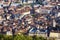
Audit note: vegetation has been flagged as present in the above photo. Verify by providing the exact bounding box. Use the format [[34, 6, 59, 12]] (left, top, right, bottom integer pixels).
[[0, 34, 45, 40], [0, 34, 56, 40]]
